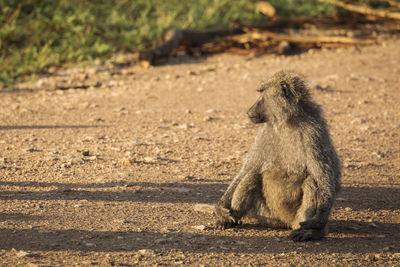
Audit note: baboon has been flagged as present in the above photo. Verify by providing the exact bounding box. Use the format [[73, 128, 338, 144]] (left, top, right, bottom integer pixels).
[[215, 70, 341, 242]]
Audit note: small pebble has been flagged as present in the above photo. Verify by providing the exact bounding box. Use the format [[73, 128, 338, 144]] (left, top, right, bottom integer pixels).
[[178, 124, 190, 129], [124, 182, 135, 187], [372, 151, 384, 158], [144, 156, 156, 162], [69, 157, 84, 164], [204, 116, 213, 121], [122, 245, 133, 251], [39, 230, 56, 234], [171, 187, 190, 193], [206, 108, 218, 113], [138, 249, 154, 255], [193, 204, 214, 214], [84, 242, 96, 247], [16, 250, 29, 257], [155, 238, 178, 244], [192, 225, 206, 231], [22, 147, 40, 152]]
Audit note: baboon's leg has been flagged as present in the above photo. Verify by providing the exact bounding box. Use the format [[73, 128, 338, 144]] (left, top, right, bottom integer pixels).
[[290, 175, 334, 241], [291, 178, 317, 230], [248, 201, 289, 229]]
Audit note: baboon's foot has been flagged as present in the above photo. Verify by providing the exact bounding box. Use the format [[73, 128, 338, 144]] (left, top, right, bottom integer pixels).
[[214, 207, 240, 229], [289, 227, 325, 242]]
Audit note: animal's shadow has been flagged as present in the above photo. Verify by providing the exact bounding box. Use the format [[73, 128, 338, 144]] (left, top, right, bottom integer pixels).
[[1, 181, 399, 210], [0, 219, 398, 254], [0, 182, 399, 253]]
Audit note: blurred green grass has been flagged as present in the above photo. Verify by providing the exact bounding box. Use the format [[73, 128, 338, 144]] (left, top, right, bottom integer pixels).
[[0, 0, 336, 85]]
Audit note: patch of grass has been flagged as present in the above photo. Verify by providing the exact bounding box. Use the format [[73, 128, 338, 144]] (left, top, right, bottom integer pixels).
[[0, 0, 335, 85]]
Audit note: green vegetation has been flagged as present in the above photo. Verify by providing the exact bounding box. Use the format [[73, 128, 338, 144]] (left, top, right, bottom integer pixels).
[[0, 0, 336, 85]]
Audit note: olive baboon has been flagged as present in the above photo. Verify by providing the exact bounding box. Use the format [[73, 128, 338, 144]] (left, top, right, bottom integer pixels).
[[215, 70, 341, 242]]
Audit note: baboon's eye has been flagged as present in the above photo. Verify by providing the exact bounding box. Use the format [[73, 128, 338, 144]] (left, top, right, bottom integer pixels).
[[257, 83, 267, 92], [256, 88, 264, 93]]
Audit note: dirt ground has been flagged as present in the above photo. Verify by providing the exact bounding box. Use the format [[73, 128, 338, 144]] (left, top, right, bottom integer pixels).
[[1, 35, 400, 266]]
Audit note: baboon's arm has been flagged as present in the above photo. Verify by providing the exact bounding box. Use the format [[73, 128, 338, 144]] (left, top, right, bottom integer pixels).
[[215, 169, 259, 228], [216, 167, 251, 209], [215, 127, 265, 228], [214, 169, 247, 228], [230, 171, 262, 218], [217, 137, 263, 209]]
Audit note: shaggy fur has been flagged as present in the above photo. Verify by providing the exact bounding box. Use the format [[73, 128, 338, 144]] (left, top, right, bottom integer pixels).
[[215, 70, 341, 241]]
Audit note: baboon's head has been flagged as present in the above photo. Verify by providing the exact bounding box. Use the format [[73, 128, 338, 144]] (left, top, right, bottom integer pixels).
[[247, 70, 311, 124]]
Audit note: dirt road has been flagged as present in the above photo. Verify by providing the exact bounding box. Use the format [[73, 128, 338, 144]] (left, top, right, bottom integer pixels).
[[1, 37, 400, 266]]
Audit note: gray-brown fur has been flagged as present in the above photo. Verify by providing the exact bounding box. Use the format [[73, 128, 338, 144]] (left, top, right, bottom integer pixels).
[[215, 70, 341, 242]]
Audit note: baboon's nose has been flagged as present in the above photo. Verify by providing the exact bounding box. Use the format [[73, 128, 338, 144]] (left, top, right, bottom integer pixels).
[[247, 107, 257, 118]]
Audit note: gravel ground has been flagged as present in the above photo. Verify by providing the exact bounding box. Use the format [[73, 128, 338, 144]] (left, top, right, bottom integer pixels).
[[1, 37, 399, 266]]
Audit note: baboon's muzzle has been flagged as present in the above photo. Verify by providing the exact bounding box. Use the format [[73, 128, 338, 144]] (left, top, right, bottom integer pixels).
[[247, 98, 266, 124]]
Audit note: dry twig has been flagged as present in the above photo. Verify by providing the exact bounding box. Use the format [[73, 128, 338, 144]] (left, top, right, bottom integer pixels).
[[319, 0, 400, 19], [375, 0, 400, 9]]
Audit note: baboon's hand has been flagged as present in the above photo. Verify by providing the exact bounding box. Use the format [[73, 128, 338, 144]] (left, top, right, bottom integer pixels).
[[214, 207, 240, 229], [289, 227, 325, 242]]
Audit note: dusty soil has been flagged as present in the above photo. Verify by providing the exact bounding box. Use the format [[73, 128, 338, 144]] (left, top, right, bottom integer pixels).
[[1, 37, 400, 266]]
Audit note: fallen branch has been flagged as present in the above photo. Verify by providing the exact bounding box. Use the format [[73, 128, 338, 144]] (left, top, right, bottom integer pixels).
[[319, 0, 400, 20], [138, 12, 380, 66], [138, 16, 350, 66], [55, 82, 102, 91], [231, 31, 376, 45], [371, 0, 400, 9], [383, 0, 400, 9]]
